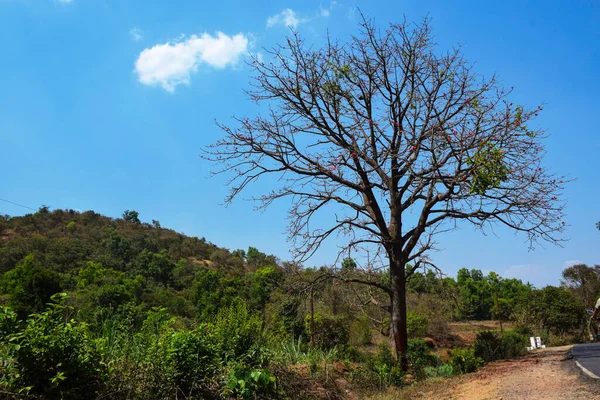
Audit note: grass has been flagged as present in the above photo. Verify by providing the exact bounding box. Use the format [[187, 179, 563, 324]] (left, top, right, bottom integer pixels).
[[272, 336, 339, 366], [361, 377, 453, 400]]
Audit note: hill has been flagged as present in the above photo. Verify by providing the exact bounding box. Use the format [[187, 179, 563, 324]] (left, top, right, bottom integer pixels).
[[0, 208, 278, 324]]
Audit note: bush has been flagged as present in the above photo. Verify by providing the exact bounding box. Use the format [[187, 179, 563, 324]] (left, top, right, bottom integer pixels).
[[501, 330, 528, 358], [211, 300, 264, 364], [450, 348, 484, 374], [0, 293, 106, 399], [438, 363, 454, 378], [473, 330, 503, 362], [474, 330, 528, 362], [348, 368, 383, 390], [223, 367, 277, 399], [305, 313, 350, 350], [407, 339, 440, 380], [407, 312, 429, 338], [546, 333, 578, 347], [167, 327, 218, 396], [424, 363, 454, 379], [427, 315, 451, 343], [513, 324, 533, 336], [344, 345, 365, 363], [350, 316, 372, 346], [370, 344, 404, 387]]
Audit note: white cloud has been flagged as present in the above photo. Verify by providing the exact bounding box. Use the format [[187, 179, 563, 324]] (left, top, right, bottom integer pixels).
[[319, 1, 336, 17], [266, 9, 306, 29], [347, 6, 356, 20], [135, 32, 249, 92], [130, 27, 143, 42]]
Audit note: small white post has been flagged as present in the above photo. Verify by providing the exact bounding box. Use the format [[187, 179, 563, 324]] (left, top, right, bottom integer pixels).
[[530, 337, 537, 349]]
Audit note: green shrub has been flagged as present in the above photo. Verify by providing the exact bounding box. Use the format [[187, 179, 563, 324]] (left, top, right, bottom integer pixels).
[[372, 343, 395, 370], [407, 312, 429, 338], [474, 330, 528, 362], [513, 324, 533, 336], [473, 330, 503, 362], [1, 254, 62, 316], [0, 306, 20, 337], [423, 363, 454, 379], [223, 367, 277, 399], [546, 333, 577, 347], [450, 348, 484, 374], [369, 344, 404, 387], [167, 327, 218, 396], [350, 317, 372, 345], [344, 345, 365, 363], [407, 339, 440, 380], [348, 368, 381, 390], [304, 313, 350, 350], [0, 293, 106, 400], [501, 330, 528, 358], [211, 300, 264, 364], [273, 335, 306, 364], [438, 363, 454, 378], [424, 366, 437, 378]]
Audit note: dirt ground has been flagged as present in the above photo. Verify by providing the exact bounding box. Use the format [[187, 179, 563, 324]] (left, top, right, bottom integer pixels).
[[367, 345, 600, 400]]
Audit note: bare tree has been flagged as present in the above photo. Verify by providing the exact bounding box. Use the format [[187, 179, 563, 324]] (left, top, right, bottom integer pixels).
[[204, 17, 566, 366]]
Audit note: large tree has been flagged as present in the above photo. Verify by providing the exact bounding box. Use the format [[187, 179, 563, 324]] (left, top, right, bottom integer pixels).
[[561, 263, 600, 308], [205, 17, 566, 365]]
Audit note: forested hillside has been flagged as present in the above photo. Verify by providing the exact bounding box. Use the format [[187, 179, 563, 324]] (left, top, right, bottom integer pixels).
[[0, 207, 298, 329], [0, 208, 593, 399]]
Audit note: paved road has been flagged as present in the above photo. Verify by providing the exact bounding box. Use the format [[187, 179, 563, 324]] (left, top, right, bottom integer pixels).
[[573, 343, 600, 378]]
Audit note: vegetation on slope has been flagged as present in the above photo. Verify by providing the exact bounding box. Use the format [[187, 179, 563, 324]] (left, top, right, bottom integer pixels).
[[0, 208, 592, 399]]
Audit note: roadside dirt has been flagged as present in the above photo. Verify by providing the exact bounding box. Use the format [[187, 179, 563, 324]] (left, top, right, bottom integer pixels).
[[433, 346, 598, 400], [367, 345, 600, 400]]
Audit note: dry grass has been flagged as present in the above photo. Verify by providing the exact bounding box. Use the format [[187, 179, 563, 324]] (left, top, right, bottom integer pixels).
[[449, 320, 515, 345], [360, 377, 458, 400]]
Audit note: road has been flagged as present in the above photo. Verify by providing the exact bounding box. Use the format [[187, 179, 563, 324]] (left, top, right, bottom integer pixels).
[[573, 343, 600, 379]]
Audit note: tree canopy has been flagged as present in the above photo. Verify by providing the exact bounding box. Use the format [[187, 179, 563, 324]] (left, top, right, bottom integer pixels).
[[205, 16, 567, 362]]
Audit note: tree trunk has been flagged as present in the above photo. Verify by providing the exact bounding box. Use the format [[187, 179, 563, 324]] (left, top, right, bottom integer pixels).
[[389, 257, 408, 371]]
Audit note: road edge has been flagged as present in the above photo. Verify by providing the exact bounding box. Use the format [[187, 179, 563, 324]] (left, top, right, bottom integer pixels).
[[575, 360, 600, 380], [571, 345, 600, 380]]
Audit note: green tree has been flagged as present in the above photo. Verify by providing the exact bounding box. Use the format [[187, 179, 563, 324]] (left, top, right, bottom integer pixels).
[[122, 210, 140, 224], [562, 263, 600, 308], [457, 268, 493, 320], [1, 254, 62, 316], [341, 257, 357, 271], [248, 266, 280, 312], [521, 286, 585, 335], [133, 249, 175, 285], [246, 246, 277, 269], [192, 269, 244, 321]]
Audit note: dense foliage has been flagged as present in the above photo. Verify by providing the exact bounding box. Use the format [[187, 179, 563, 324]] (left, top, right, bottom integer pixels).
[[0, 209, 593, 398]]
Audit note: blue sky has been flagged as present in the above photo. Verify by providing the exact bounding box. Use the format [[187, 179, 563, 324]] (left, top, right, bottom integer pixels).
[[0, 0, 598, 287]]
